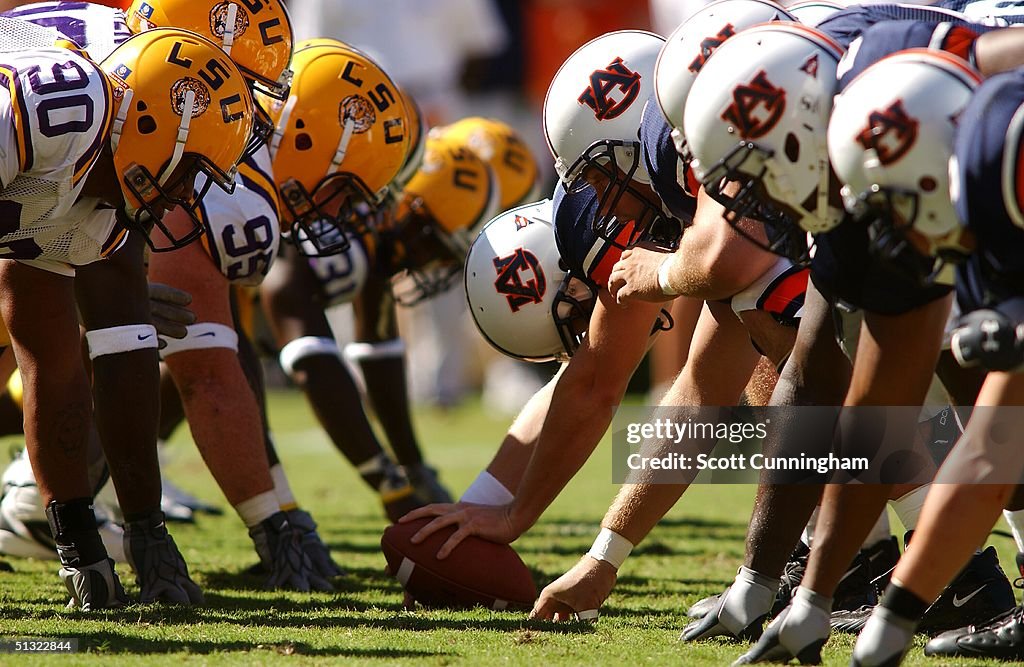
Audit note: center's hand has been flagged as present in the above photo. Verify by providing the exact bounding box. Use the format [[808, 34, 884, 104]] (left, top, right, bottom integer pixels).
[[399, 502, 522, 560], [530, 556, 618, 622]]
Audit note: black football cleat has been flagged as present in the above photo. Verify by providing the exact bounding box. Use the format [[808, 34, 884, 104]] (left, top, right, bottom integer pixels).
[[923, 552, 1024, 660], [833, 544, 1014, 635]]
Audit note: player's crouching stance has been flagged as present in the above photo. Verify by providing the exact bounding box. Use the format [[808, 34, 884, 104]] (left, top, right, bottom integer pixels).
[[850, 68, 1024, 667], [0, 28, 253, 608]]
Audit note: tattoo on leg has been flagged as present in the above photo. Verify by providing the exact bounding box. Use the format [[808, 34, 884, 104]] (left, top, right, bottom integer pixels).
[[55, 403, 90, 461]]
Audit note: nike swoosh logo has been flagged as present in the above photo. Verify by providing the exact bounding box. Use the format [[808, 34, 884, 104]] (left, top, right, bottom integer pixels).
[[196, 332, 216, 337], [137, 334, 153, 341], [952, 585, 985, 608]]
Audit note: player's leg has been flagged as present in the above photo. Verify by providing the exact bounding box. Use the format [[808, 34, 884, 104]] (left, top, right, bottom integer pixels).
[[150, 213, 330, 593], [0, 259, 125, 609], [260, 244, 418, 521], [74, 234, 200, 604], [853, 371, 1024, 666]]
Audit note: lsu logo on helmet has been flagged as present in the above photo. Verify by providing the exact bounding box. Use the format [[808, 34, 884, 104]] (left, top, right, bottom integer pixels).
[[855, 100, 919, 166], [209, 1, 250, 40], [721, 70, 786, 139], [493, 248, 547, 312], [170, 77, 212, 117], [578, 57, 642, 121]]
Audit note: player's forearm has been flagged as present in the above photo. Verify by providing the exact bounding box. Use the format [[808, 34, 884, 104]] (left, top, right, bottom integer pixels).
[[601, 482, 689, 546], [485, 368, 561, 493]]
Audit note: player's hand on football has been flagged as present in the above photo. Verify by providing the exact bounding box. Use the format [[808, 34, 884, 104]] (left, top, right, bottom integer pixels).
[[608, 247, 677, 305], [530, 556, 617, 622], [148, 282, 196, 341], [399, 502, 520, 560]]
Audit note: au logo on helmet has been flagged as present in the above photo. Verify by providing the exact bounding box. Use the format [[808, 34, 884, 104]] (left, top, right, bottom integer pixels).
[[578, 57, 641, 121], [689, 24, 736, 73], [721, 70, 786, 139], [493, 248, 546, 312], [856, 100, 919, 166], [210, 1, 250, 39]]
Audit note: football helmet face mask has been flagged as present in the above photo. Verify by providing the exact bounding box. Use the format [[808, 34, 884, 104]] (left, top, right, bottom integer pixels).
[[441, 117, 541, 209], [465, 199, 595, 363], [684, 22, 845, 264], [102, 28, 255, 251], [655, 0, 795, 195], [828, 49, 980, 284], [389, 133, 500, 306], [543, 30, 670, 249], [265, 42, 411, 256]]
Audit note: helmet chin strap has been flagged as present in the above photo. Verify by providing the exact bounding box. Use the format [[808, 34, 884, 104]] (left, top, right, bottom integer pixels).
[[109, 88, 134, 154], [221, 3, 238, 55], [158, 90, 195, 187], [269, 95, 298, 159], [328, 117, 356, 175]]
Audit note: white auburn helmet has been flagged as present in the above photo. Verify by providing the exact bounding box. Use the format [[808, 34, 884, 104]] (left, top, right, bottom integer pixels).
[[655, 0, 795, 172], [544, 30, 665, 188], [787, 1, 845, 27], [685, 22, 845, 260], [828, 49, 980, 259], [465, 199, 595, 363]]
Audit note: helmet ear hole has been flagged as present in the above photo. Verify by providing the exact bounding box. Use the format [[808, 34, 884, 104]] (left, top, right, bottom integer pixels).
[[295, 133, 313, 150], [136, 101, 148, 112], [138, 115, 157, 135], [295, 119, 306, 129], [784, 133, 800, 163]]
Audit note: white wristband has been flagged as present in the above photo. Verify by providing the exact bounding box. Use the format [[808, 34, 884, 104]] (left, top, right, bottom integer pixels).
[[586, 528, 634, 570], [657, 256, 680, 296]]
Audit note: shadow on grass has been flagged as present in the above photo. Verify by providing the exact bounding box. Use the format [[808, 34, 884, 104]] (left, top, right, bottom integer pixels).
[[69, 631, 448, 658]]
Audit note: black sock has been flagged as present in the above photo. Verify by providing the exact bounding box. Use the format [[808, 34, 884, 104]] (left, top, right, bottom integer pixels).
[[879, 581, 929, 622], [45, 498, 107, 567]]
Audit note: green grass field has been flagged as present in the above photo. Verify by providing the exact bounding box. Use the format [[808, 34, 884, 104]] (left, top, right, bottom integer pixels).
[[0, 389, 1018, 665]]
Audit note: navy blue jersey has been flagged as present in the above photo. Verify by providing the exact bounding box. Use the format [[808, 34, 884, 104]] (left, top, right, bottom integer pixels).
[[818, 3, 973, 48], [951, 69, 1024, 311], [552, 183, 624, 290], [837, 20, 993, 88], [639, 96, 697, 225]]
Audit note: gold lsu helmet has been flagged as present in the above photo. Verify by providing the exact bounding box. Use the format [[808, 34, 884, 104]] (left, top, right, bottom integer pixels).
[[389, 132, 500, 306], [126, 0, 293, 99], [265, 42, 411, 256], [438, 117, 540, 209], [125, 0, 294, 159], [102, 28, 254, 250]]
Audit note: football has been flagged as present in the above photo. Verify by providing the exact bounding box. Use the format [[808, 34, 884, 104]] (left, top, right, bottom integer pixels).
[[381, 518, 537, 610]]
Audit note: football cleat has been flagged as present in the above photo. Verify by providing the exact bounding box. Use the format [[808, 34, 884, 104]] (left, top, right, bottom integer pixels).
[[60, 558, 128, 611], [379, 464, 424, 523], [833, 543, 1015, 635], [249, 511, 334, 592], [124, 512, 203, 605], [1, 457, 125, 562], [403, 464, 453, 505], [161, 472, 223, 518], [923, 552, 1024, 660]]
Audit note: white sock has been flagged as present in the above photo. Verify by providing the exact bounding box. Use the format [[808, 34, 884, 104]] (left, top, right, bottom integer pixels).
[[1004, 509, 1024, 553], [270, 464, 297, 511], [890, 485, 930, 531], [801, 506, 821, 548], [234, 490, 280, 528], [863, 510, 891, 549], [460, 470, 514, 506]]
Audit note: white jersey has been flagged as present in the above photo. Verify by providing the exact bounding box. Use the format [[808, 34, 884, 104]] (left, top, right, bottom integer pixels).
[[306, 232, 371, 306], [197, 146, 281, 286], [7, 2, 283, 283], [2, 1, 130, 61], [0, 46, 121, 274]]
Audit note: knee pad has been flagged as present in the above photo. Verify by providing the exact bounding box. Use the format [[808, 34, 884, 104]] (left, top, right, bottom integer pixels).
[[85, 324, 158, 360], [278, 336, 341, 377], [159, 323, 239, 360]]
